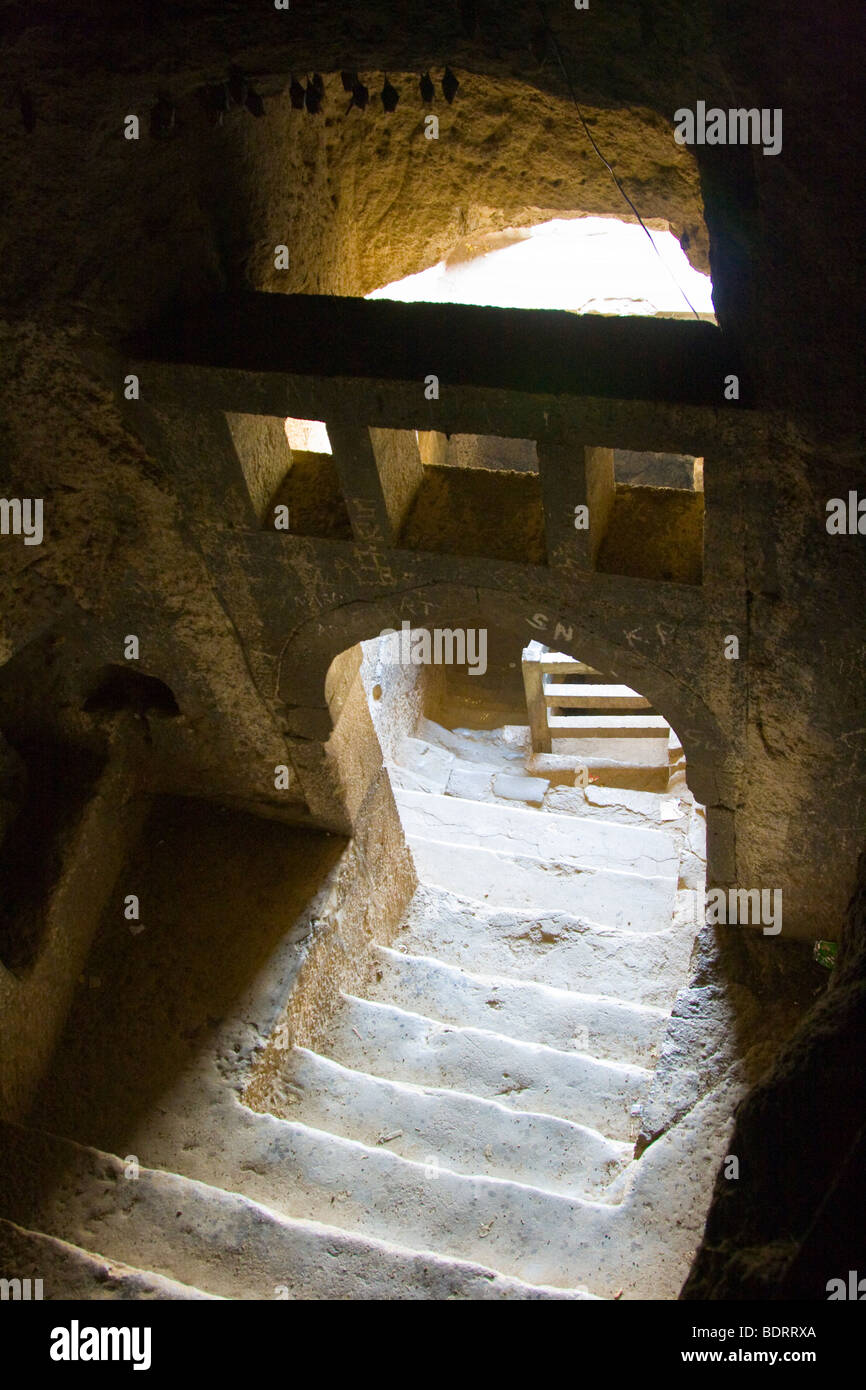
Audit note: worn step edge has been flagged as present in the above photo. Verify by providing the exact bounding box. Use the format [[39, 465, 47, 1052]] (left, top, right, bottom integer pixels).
[[340, 992, 653, 1081], [395, 786, 678, 855], [213, 1113, 624, 1289], [406, 837, 676, 934], [328, 993, 650, 1139], [272, 1045, 632, 1198], [375, 946, 668, 1017], [0, 1121, 598, 1300], [371, 943, 669, 1061], [0, 1215, 221, 1300], [407, 881, 692, 941], [398, 804, 680, 880], [398, 883, 698, 1002], [406, 832, 676, 882]]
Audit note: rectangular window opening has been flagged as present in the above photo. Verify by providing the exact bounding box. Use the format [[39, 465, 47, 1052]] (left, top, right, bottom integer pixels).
[[399, 430, 545, 564], [594, 448, 704, 585], [261, 417, 350, 540]]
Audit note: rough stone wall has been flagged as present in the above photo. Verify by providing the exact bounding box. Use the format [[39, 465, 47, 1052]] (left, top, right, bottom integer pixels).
[[356, 637, 430, 764], [0, 732, 149, 1118], [246, 645, 417, 1107], [1, 4, 862, 940], [682, 854, 866, 1299], [0, 0, 863, 1296]]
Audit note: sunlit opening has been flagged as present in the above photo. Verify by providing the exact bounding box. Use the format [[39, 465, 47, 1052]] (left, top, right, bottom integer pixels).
[[366, 216, 714, 319], [284, 417, 331, 455]]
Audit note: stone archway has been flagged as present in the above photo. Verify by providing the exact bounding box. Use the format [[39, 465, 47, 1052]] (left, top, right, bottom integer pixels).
[[278, 581, 732, 866]]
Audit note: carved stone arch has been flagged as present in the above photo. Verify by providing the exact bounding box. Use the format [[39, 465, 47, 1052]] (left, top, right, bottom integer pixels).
[[278, 582, 733, 811]]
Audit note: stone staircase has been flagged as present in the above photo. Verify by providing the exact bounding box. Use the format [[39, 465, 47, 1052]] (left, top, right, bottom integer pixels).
[[252, 728, 713, 1298], [0, 723, 719, 1302], [521, 644, 676, 790], [0, 1121, 589, 1300]]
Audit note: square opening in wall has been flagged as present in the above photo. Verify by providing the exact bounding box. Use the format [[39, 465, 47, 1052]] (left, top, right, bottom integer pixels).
[[226, 413, 293, 524], [284, 418, 332, 455], [258, 418, 351, 540], [594, 449, 704, 584], [613, 449, 702, 490], [226, 414, 349, 539], [399, 431, 545, 564]]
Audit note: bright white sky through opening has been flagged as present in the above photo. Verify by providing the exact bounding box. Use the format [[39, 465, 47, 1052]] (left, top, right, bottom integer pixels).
[[365, 216, 714, 319]]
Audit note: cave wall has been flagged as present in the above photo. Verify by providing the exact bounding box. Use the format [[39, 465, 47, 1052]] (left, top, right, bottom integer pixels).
[[1, 5, 860, 943], [682, 853, 866, 1299], [0, 731, 149, 1117], [0, 0, 863, 1292]]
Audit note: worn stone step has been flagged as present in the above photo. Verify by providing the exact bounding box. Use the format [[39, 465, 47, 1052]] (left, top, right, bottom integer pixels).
[[415, 718, 528, 769], [0, 1121, 593, 1301], [387, 763, 445, 795], [395, 787, 680, 879], [277, 1046, 631, 1198], [369, 944, 668, 1064], [0, 1216, 219, 1300], [234, 1070, 736, 1300], [399, 884, 696, 1009], [392, 736, 454, 792], [544, 683, 651, 710], [406, 835, 676, 930], [539, 784, 682, 828], [324, 995, 650, 1139], [183, 1114, 621, 1292], [444, 759, 500, 800], [548, 714, 670, 738]]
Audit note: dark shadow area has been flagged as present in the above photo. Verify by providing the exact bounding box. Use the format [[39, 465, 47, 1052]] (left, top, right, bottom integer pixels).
[[682, 852, 866, 1301], [596, 486, 703, 584], [83, 666, 181, 717], [266, 451, 353, 540], [27, 796, 346, 1153], [0, 737, 103, 972]]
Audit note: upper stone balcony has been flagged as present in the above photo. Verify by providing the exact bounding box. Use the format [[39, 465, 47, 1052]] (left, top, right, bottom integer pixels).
[[127, 291, 754, 586]]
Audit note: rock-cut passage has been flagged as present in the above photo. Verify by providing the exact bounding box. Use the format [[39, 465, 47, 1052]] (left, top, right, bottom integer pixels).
[[0, 712, 742, 1302], [255, 719, 715, 1299]]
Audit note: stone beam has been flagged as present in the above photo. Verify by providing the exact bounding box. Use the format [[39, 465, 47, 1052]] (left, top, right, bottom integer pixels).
[[368, 428, 425, 541], [129, 362, 759, 464], [130, 292, 740, 407], [324, 425, 424, 547]]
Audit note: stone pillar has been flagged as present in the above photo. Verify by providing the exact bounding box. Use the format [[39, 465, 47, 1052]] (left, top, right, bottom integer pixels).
[[536, 437, 615, 569], [521, 640, 551, 753], [368, 428, 424, 540], [536, 435, 583, 568], [326, 423, 393, 547], [584, 445, 616, 567]]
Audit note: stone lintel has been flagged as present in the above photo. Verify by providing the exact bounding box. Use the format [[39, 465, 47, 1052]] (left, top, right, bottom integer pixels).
[[130, 360, 760, 463], [130, 291, 743, 407]]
